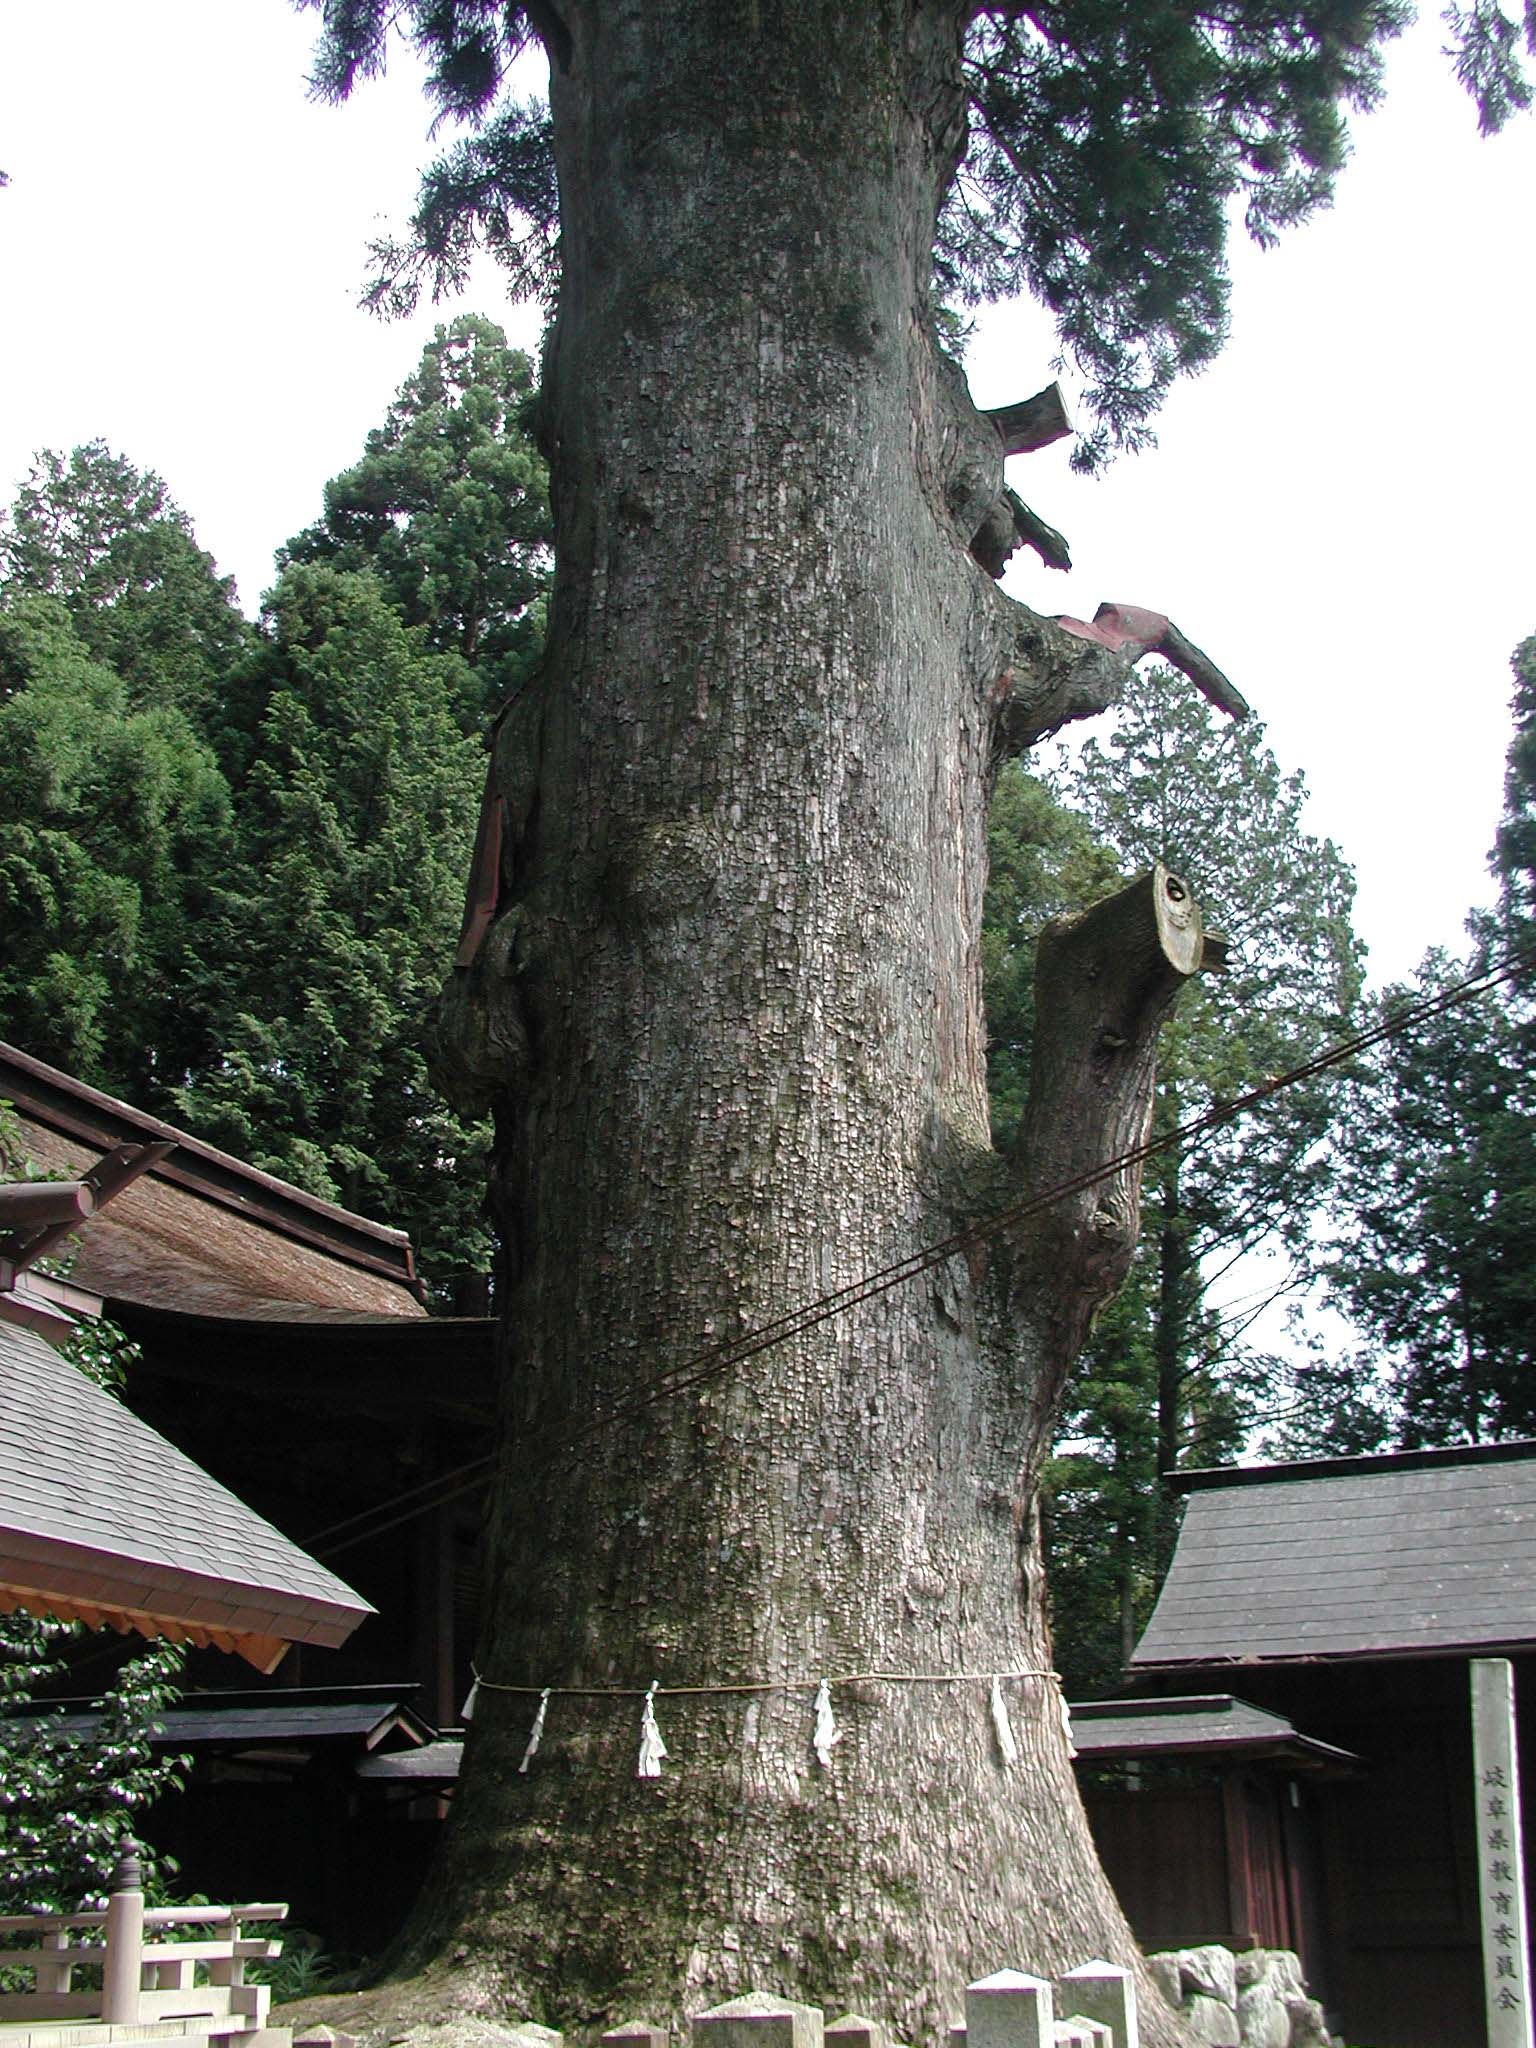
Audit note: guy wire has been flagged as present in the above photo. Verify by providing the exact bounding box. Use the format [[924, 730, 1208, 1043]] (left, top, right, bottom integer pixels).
[[314, 942, 1531, 1561]]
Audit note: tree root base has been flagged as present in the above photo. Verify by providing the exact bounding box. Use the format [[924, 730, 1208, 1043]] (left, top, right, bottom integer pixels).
[[276, 1967, 525, 2048]]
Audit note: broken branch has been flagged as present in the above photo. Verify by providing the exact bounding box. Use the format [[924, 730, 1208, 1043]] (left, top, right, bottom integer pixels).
[[984, 381, 1073, 456], [1054, 602, 1250, 721], [1005, 488, 1071, 572], [1010, 865, 1217, 1454]]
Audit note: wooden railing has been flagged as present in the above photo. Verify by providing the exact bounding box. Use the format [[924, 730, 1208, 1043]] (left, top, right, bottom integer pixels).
[[0, 1844, 286, 2036]]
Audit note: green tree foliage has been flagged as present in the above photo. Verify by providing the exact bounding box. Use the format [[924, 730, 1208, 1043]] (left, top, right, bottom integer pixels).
[[1324, 956, 1536, 1443], [1039, 1269, 1162, 1695], [279, 315, 550, 720], [305, 0, 1529, 462], [178, 564, 492, 1297], [984, 670, 1364, 1689], [0, 596, 232, 1102], [0, 443, 255, 725], [0, 445, 250, 1104], [1322, 635, 1536, 1446], [1487, 635, 1536, 962], [0, 1618, 186, 1913]]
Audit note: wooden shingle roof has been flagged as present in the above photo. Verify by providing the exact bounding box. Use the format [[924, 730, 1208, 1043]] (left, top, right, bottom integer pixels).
[[1133, 1441, 1536, 1670], [0, 1319, 373, 1670], [0, 1042, 425, 1319]]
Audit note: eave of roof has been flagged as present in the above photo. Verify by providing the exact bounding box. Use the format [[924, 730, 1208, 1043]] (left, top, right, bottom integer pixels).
[[0, 1321, 373, 1670], [1068, 1693, 1358, 1769], [1173, 1438, 1536, 1493], [355, 1738, 465, 1782], [113, 1300, 496, 1425], [33, 1689, 433, 1751]]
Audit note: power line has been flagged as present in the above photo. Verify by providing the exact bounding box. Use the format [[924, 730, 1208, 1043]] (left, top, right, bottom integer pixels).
[[314, 944, 1532, 1560]]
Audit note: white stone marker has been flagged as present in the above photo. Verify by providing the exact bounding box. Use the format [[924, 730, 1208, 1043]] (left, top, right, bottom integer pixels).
[[1055, 1963, 1138, 2048], [825, 2015, 886, 2048], [604, 2026, 669, 2048], [692, 1993, 825, 2048], [965, 1970, 1054, 2048], [1473, 1659, 1536, 2048]]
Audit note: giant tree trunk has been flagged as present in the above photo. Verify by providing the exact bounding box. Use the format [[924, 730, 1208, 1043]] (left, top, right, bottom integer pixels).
[[426, 3, 1208, 2040]]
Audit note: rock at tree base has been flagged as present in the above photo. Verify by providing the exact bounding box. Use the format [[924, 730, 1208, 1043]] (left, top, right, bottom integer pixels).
[[1177, 1950, 1238, 2010], [1283, 1996, 1330, 2048], [1235, 1986, 1290, 2048]]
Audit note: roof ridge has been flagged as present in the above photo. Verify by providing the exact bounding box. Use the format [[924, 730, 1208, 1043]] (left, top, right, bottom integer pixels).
[[1172, 1437, 1536, 1492]]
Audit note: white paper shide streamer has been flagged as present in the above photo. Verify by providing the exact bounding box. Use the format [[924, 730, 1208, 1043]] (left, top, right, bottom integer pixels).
[[519, 1687, 551, 1773], [812, 1677, 841, 1769], [461, 1663, 1065, 1781], [1060, 1691, 1077, 1760], [990, 1676, 1019, 1767], [637, 1681, 668, 1778]]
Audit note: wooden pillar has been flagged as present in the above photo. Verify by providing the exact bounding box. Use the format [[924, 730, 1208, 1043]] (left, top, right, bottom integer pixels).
[[413, 1483, 457, 1729], [100, 1843, 144, 2025], [1221, 1770, 1257, 1951]]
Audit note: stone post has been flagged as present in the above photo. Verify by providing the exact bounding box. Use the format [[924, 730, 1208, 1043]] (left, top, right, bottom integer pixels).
[[604, 2027, 669, 2048], [825, 2016, 886, 2048], [1055, 1963, 1138, 2048], [965, 1970, 1054, 2048], [100, 1841, 145, 2026], [692, 1992, 824, 2048]]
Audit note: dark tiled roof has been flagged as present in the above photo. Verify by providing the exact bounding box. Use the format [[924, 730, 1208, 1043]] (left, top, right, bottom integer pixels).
[[39, 1688, 431, 1750], [1, 1042, 424, 1317], [1068, 1693, 1356, 1767], [0, 1320, 372, 1668], [1134, 1447, 1536, 1669]]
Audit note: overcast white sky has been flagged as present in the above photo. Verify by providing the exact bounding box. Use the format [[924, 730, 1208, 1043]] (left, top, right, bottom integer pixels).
[[2, 3, 1533, 989]]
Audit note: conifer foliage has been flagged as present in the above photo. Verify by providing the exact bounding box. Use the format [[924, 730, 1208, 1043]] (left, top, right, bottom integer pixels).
[[280, 315, 549, 719], [307, 0, 1531, 466], [0, 583, 236, 1105], [177, 564, 491, 1291], [0, 318, 550, 1302]]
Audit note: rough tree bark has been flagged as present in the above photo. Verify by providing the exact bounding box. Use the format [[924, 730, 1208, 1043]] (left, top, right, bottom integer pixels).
[[424, 3, 1229, 2040]]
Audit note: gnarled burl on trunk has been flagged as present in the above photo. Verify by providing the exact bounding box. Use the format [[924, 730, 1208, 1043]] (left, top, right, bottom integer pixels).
[[420, 3, 1241, 2041]]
